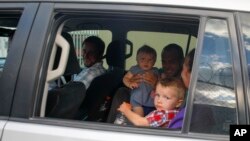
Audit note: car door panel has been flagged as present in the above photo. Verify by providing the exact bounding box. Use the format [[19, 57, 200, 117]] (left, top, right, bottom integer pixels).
[[2, 121, 211, 141]]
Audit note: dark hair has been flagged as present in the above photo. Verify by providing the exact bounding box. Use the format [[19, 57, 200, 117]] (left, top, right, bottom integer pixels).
[[157, 77, 186, 99], [83, 36, 105, 60], [186, 49, 195, 72], [137, 45, 157, 60], [161, 43, 184, 64]]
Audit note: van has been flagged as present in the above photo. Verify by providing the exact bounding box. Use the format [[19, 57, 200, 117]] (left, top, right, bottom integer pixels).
[[0, 0, 250, 140]]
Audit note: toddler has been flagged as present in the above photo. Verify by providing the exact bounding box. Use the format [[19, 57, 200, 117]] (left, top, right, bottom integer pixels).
[[123, 45, 158, 116], [118, 78, 185, 127]]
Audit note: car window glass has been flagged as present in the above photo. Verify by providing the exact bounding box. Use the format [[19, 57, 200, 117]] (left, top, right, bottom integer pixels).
[[190, 18, 236, 134], [239, 13, 250, 94], [0, 16, 19, 79], [0, 36, 8, 70]]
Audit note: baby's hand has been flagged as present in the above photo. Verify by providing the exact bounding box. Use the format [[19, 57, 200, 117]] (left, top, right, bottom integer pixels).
[[142, 71, 158, 87], [131, 74, 143, 83], [129, 82, 139, 89], [118, 102, 132, 113]]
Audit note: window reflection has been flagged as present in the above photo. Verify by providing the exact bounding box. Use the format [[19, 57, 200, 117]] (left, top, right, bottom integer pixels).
[[239, 13, 250, 82], [197, 19, 235, 107], [190, 19, 236, 134], [0, 25, 16, 78]]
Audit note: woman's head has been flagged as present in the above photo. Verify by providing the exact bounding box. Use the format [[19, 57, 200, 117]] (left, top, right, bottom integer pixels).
[[136, 45, 157, 71], [161, 44, 184, 78], [181, 49, 195, 88]]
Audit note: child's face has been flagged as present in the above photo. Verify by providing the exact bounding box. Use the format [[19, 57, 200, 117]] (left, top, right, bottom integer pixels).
[[137, 52, 155, 71], [154, 84, 183, 111]]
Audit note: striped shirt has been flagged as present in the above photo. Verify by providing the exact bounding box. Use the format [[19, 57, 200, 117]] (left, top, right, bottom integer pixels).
[[74, 62, 106, 89]]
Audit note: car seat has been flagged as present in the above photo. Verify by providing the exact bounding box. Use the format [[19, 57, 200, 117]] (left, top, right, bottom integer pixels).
[[52, 32, 81, 84], [76, 40, 133, 121], [45, 32, 85, 119]]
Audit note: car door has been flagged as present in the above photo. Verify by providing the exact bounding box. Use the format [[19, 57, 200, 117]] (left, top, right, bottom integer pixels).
[[0, 2, 39, 139], [2, 1, 247, 141]]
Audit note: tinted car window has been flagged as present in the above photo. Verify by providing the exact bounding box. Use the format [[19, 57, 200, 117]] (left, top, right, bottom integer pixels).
[[0, 18, 17, 78], [190, 18, 236, 134]]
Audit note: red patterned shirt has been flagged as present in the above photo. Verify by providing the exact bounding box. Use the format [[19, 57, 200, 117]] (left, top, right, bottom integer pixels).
[[146, 110, 179, 127]]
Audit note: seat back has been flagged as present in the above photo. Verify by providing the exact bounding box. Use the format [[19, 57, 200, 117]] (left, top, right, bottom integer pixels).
[[53, 32, 80, 82], [46, 32, 84, 119], [46, 82, 86, 119], [77, 40, 132, 121]]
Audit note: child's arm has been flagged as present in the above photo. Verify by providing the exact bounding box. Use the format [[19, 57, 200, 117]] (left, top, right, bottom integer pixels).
[[123, 72, 140, 89], [118, 102, 149, 126]]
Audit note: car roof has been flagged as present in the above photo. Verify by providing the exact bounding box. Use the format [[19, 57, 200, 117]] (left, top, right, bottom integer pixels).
[[0, 0, 250, 12]]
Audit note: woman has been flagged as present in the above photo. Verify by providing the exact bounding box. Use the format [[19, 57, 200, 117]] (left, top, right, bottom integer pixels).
[[168, 49, 195, 129]]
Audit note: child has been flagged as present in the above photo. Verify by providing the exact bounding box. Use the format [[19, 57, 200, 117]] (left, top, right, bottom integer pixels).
[[123, 45, 158, 116], [118, 78, 186, 127]]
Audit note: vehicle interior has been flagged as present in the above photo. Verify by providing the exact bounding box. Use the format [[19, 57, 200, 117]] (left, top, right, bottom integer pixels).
[[42, 12, 199, 122]]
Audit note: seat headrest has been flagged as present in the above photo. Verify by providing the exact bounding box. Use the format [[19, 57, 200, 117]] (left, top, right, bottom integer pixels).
[[53, 32, 81, 75], [105, 40, 133, 69], [62, 32, 81, 75], [106, 40, 125, 69]]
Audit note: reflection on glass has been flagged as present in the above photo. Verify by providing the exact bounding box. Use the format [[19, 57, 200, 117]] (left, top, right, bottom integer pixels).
[[0, 36, 9, 70], [0, 33, 12, 77], [239, 13, 250, 81], [196, 19, 235, 107], [0, 16, 18, 78], [190, 18, 236, 135]]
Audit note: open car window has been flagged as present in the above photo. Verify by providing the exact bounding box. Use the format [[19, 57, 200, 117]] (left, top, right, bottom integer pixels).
[[32, 5, 240, 140], [40, 11, 199, 127]]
